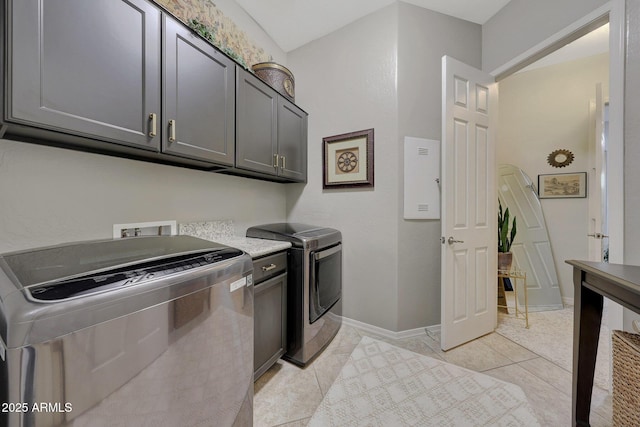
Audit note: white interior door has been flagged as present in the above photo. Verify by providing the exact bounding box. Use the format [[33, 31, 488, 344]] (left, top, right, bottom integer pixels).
[[588, 83, 607, 261], [441, 56, 497, 351]]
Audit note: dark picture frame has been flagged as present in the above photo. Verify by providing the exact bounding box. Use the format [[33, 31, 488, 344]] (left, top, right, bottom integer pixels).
[[322, 128, 374, 189], [538, 172, 587, 199]]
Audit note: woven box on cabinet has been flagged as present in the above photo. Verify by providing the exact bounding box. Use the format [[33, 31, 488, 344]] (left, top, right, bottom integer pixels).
[[251, 62, 295, 102], [612, 330, 640, 426]]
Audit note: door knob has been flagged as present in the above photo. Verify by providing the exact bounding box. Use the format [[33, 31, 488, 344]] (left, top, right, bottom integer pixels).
[[448, 237, 464, 244]]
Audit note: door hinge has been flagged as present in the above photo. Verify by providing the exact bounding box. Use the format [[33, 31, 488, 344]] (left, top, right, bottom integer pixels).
[[587, 232, 609, 239]]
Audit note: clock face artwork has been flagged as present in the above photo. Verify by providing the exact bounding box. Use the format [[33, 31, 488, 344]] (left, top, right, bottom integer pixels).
[[335, 148, 360, 175]]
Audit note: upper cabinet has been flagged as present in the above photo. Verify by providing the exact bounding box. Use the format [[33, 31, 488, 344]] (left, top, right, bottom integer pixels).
[[8, 0, 162, 151], [236, 70, 278, 175], [163, 15, 235, 165], [277, 98, 307, 182], [3, 0, 306, 181], [236, 70, 307, 182]]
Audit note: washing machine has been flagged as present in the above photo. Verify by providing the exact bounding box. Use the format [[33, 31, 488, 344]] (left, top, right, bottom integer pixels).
[[0, 235, 253, 427]]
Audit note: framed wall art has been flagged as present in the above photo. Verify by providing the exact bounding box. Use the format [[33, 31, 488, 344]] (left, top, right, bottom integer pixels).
[[538, 172, 587, 199], [323, 128, 374, 189]]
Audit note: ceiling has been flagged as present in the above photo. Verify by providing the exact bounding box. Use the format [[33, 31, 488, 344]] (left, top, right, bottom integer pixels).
[[235, 0, 513, 52]]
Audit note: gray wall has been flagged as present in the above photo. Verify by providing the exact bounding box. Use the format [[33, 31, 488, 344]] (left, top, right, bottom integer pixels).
[[396, 2, 481, 329], [482, 0, 608, 72], [286, 5, 400, 331], [624, 0, 640, 328], [0, 139, 287, 253], [286, 2, 481, 331]]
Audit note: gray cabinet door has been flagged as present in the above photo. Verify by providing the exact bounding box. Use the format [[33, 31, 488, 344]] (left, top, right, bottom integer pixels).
[[254, 273, 287, 380], [8, 0, 161, 151], [236, 70, 278, 175], [163, 16, 235, 165], [277, 98, 308, 182]]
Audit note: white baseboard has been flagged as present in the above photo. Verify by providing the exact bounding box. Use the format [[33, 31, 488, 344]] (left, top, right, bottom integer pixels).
[[343, 300, 575, 344], [425, 324, 441, 339], [341, 316, 431, 340]]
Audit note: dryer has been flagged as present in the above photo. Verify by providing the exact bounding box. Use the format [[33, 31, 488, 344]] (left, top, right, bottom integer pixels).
[[247, 223, 342, 366]]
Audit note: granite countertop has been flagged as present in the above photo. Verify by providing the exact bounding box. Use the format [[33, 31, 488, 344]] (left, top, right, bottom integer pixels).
[[179, 220, 290, 258]]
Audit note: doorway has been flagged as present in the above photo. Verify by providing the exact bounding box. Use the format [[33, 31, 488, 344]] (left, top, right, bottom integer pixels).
[[489, 1, 625, 332], [496, 22, 610, 307]]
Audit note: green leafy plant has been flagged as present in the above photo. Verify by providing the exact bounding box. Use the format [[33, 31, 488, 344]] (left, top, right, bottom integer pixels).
[[498, 200, 517, 253], [189, 18, 217, 44], [188, 18, 248, 69]]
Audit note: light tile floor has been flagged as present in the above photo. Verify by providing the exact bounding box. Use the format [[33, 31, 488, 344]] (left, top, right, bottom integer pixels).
[[254, 315, 613, 427]]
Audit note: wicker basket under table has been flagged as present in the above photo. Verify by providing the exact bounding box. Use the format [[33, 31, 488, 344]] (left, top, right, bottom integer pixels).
[[612, 330, 640, 426]]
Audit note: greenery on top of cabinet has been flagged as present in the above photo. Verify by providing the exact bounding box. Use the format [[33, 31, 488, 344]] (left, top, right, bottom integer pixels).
[[188, 18, 248, 69]]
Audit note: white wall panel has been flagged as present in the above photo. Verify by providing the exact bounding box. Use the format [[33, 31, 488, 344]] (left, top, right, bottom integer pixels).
[[403, 137, 440, 219]]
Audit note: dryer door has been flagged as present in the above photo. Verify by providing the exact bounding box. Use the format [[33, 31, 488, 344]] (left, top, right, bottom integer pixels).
[[309, 244, 342, 323]]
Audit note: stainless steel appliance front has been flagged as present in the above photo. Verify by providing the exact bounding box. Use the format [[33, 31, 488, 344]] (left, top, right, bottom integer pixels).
[[246, 223, 342, 366], [0, 236, 254, 427], [309, 243, 342, 324]]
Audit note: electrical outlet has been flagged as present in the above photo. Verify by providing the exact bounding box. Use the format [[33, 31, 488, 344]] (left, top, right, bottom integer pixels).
[[113, 220, 177, 239]]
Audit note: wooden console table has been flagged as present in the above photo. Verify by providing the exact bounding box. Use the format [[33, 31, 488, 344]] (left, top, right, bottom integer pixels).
[[566, 260, 640, 426]]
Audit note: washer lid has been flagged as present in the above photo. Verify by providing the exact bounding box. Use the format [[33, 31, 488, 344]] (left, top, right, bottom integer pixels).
[[0, 235, 234, 290], [0, 236, 253, 348], [27, 246, 242, 302]]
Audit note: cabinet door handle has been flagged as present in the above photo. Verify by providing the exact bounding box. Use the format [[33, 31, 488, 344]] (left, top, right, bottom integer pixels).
[[261, 263, 277, 272], [281, 156, 286, 170], [148, 113, 157, 137], [273, 153, 279, 168], [169, 119, 176, 142]]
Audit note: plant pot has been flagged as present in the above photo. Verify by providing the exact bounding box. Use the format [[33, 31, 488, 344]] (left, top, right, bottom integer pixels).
[[498, 252, 513, 273]]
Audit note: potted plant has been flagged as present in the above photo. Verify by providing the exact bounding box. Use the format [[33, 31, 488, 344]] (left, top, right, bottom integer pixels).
[[498, 200, 517, 272]]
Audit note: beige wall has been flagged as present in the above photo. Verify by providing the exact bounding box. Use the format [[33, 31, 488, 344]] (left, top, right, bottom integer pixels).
[[498, 53, 609, 300]]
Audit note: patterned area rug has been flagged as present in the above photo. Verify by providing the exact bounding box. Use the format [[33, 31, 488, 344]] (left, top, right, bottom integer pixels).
[[495, 307, 610, 390], [308, 336, 540, 426]]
